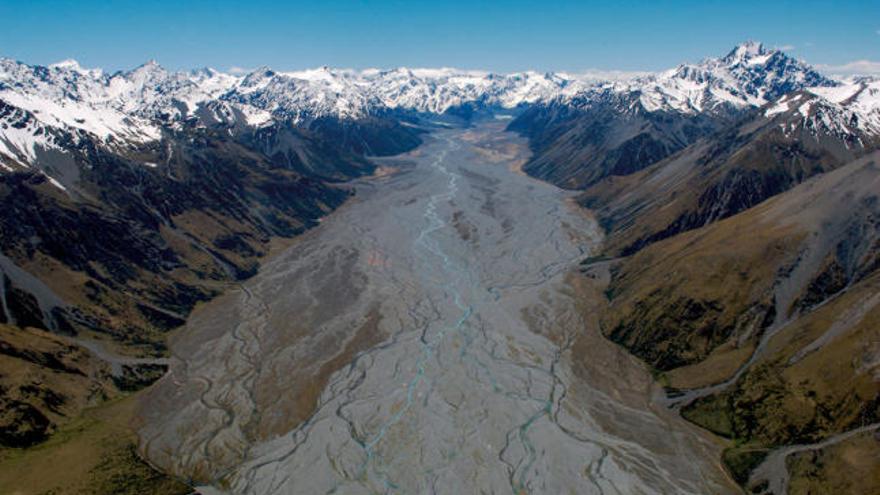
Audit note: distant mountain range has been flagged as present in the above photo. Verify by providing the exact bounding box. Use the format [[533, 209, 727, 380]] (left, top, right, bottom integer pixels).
[[2, 41, 879, 180]]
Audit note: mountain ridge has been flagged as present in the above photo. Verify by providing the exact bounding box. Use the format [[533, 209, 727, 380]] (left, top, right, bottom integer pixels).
[[4, 41, 879, 181]]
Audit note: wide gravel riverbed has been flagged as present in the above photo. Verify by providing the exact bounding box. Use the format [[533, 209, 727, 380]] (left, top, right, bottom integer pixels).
[[138, 122, 738, 494]]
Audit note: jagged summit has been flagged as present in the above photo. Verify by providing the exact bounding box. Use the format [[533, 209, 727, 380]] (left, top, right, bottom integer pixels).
[[138, 58, 161, 69], [125, 59, 167, 79], [559, 41, 837, 115], [48, 58, 84, 70], [724, 40, 767, 61]]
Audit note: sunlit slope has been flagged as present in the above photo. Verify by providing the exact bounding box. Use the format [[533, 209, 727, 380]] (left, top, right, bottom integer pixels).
[[590, 152, 880, 490]]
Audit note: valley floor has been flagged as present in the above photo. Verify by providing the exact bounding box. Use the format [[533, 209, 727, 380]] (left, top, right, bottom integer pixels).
[[136, 123, 738, 494]]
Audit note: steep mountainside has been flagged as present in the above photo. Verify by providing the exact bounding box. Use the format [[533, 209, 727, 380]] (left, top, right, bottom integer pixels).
[[580, 84, 880, 256], [507, 90, 723, 188], [584, 149, 880, 492], [0, 126, 350, 352], [508, 42, 839, 189], [0, 56, 434, 352]]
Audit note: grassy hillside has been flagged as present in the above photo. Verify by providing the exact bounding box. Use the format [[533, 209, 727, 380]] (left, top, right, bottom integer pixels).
[[0, 324, 188, 494], [584, 152, 880, 490]]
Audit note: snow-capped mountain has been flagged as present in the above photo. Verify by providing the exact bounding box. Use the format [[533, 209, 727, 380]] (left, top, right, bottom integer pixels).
[[559, 41, 837, 115], [222, 42, 846, 122], [0, 58, 162, 165], [807, 79, 880, 133], [3, 44, 880, 433], [2, 41, 880, 181], [507, 42, 880, 189], [0, 58, 582, 172], [223, 66, 584, 122], [359, 68, 579, 114]]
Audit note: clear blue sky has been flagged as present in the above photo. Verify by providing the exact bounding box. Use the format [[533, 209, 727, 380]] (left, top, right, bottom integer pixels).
[[2, 0, 878, 73]]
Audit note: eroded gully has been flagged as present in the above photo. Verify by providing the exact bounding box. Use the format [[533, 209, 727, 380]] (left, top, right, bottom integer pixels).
[[137, 122, 738, 494]]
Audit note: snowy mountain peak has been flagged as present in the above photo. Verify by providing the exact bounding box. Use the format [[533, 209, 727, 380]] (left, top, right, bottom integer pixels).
[[724, 41, 768, 63], [49, 58, 84, 71], [44, 58, 104, 79], [240, 66, 276, 86], [595, 41, 838, 114], [190, 67, 218, 78], [127, 59, 166, 78]]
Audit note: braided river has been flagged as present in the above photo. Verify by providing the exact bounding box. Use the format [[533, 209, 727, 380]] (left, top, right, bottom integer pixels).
[[137, 122, 737, 494]]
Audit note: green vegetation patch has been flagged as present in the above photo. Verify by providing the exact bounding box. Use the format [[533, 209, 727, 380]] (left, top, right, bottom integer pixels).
[[721, 445, 769, 486]]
